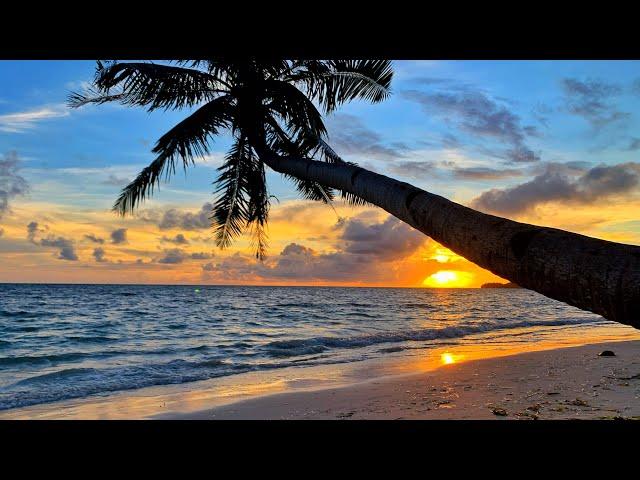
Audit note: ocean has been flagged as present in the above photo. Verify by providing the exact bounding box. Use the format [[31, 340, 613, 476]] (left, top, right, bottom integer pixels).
[[0, 283, 638, 411]]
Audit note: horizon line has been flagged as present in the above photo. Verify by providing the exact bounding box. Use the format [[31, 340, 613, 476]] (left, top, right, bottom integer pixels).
[[0, 281, 495, 289]]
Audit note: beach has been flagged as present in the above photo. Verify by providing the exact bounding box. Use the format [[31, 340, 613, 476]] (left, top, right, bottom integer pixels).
[[165, 340, 640, 420], [2, 339, 638, 420]]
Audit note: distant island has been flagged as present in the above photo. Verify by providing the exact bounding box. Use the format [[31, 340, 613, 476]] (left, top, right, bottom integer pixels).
[[480, 282, 521, 288]]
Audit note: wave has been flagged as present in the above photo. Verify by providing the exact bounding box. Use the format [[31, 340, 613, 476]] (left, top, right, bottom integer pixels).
[[12, 367, 97, 386], [263, 317, 604, 357], [0, 352, 94, 366], [66, 335, 118, 344], [0, 310, 46, 319], [0, 357, 232, 411], [0, 345, 182, 367]]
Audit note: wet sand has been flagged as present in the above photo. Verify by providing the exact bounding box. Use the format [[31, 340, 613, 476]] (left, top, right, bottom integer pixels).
[[163, 341, 640, 420]]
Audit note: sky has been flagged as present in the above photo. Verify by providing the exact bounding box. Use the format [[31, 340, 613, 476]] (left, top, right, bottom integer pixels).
[[0, 60, 639, 287]]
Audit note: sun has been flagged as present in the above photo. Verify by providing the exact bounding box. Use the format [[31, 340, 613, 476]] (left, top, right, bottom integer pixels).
[[423, 270, 473, 288]]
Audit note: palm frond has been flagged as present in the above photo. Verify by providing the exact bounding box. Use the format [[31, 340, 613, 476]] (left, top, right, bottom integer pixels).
[[212, 137, 253, 249], [67, 86, 126, 108], [264, 80, 327, 140], [246, 160, 270, 260], [340, 189, 371, 207], [113, 154, 169, 215], [113, 96, 233, 215], [283, 173, 335, 204], [249, 221, 269, 261], [306, 132, 345, 164], [339, 160, 373, 207], [299, 60, 393, 113], [173, 60, 235, 88], [84, 61, 226, 111]]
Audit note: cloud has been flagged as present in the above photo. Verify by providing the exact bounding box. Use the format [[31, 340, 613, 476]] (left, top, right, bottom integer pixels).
[[326, 114, 408, 160], [93, 247, 107, 262], [202, 262, 215, 271], [626, 137, 640, 151], [0, 151, 29, 220], [39, 235, 78, 261], [161, 233, 189, 245], [532, 102, 552, 128], [200, 213, 428, 283], [155, 203, 213, 230], [110, 228, 127, 244], [441, 133, 462, 149], [561, 78, 628, 129], [156, 248, 212, 264], [452, 166, 523, 180], [26, 221, 45, 243], [280, 243, 313, 256], [471, 162, 640, 215], [504, 147, 540, 163], [0, 105, 69, 133], [84, 233, 105, 244], [157, 248, 189, 264], [401, 85, 540, 163], [102, 174, 131, 186], [191, 252, 213, 259], [340, 216, 425, 261], [388, 161, 436, 178]]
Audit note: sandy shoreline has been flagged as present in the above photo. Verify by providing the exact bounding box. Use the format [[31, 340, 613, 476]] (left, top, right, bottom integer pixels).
[[162, 340, 640, 420], [2, 339, 639, 420]]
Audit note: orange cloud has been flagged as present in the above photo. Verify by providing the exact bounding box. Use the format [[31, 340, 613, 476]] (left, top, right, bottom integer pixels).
[[3, 192, 637, 287]]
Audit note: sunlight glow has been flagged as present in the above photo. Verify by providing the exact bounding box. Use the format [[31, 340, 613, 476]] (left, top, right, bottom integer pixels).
[[441, 353, 455, 364], [423, 270, 473, 288], [440, 352, 465, 365], [429, 247, 463, 263]]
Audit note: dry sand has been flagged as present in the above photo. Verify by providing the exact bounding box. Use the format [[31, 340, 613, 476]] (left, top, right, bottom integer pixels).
[[163, 341, 640, 420]]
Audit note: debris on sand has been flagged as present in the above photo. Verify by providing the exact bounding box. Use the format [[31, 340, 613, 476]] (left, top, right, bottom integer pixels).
[[516, 411, 539, 420], [491, 407, 508, 416], [598, 350, 616, 357]]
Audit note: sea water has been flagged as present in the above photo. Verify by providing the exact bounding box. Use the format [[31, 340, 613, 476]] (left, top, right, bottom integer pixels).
[[0, 284, 638, 411]]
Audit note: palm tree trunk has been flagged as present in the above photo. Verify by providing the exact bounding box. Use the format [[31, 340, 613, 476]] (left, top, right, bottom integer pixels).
[[261, 153, 640, 329]]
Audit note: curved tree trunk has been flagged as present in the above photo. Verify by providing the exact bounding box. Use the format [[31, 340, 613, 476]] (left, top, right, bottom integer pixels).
[[261, 153, 640, 329]]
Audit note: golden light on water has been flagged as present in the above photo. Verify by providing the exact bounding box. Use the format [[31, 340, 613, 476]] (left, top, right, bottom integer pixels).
[[423, 270, 473, 288], [440, 352, 465, 365], [441, 353, 455, 364]]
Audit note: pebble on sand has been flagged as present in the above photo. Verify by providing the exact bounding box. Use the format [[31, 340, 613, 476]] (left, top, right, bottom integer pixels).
[[598, 350, 616, 357]]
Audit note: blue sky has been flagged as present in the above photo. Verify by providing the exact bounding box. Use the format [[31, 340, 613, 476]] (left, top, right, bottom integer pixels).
[[2, 60, 640, 207], [1, 60, 639, 285]]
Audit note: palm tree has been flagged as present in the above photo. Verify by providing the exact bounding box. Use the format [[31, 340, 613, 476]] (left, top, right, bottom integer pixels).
[[69, 60, 640, 329]]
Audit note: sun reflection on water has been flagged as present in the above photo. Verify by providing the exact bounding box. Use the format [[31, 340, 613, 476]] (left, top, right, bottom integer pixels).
[[440, 352, 465, 365]]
